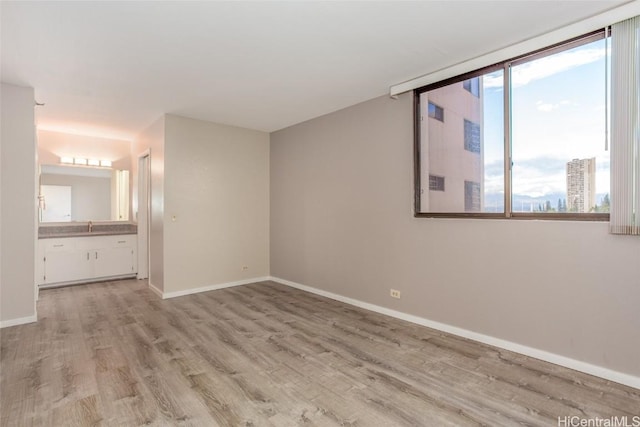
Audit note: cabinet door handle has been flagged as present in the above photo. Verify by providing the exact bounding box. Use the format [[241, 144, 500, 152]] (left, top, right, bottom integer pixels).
[[53, 244, 64, 248], [117, 240, 126, 244], [87, 252, 89, 260], [95, 252, 98, 260]]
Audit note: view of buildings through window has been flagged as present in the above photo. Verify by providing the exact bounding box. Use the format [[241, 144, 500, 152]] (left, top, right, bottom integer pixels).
[[419, 73, 493, 213], [418, 34, 610, 215]]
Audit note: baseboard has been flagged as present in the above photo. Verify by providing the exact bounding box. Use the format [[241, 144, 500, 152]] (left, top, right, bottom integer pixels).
[[0, 314, 37, 329], [39, 274, 137, 289], [148, 281, 163, 298], [158, 276, 271, 300], [268, 276, 640, 390]]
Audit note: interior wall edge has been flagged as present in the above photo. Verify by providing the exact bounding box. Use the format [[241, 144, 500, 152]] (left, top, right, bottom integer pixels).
[[268, 275, 640, 391]]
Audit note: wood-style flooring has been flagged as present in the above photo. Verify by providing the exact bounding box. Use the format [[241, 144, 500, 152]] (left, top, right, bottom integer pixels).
[[1, 279, 639, 426]]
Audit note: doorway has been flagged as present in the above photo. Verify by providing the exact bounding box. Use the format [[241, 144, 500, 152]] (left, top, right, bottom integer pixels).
[[137, 151, 150, 280]]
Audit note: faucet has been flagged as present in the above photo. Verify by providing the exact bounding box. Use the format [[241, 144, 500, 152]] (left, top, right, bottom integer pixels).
[[88, 221, 93, 233]]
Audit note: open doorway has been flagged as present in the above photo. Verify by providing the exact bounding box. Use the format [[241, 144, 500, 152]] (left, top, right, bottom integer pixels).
[[137, 151, 150, 280]]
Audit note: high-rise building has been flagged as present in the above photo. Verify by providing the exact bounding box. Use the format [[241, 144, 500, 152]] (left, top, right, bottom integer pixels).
[[566, 158, 596, 213], [420, 77, 484, 212]]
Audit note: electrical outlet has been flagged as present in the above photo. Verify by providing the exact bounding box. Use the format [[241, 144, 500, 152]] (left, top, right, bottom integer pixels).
[[242, 266, 249, 271], [390, 289, 401, 299]]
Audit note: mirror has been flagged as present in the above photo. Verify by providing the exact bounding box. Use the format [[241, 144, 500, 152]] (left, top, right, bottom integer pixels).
[[39, 164, 129, 222]]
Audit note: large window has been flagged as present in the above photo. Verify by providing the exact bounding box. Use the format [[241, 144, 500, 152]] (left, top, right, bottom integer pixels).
[[415, 30, 609, 219]]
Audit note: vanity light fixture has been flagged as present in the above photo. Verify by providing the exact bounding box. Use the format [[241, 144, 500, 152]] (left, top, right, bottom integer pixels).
[[59, 157, 113, 168]]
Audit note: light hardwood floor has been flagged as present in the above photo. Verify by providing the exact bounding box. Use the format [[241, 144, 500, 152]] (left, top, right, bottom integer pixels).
[[1, 279, 639, 426]]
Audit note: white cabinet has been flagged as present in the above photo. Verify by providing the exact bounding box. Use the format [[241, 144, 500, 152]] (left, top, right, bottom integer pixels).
[[40, 239, 92, 284], [38, 234, 137, 287], [93, 236, 137, 278]]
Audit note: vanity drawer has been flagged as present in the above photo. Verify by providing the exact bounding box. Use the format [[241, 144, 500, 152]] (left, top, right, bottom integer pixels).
[[72, 234, 136, 249], [99, 235, 136, 247], [43, 238, 77, 252]]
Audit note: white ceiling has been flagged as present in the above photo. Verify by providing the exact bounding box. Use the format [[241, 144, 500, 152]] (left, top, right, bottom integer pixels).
[[1, 1, 631, 140]]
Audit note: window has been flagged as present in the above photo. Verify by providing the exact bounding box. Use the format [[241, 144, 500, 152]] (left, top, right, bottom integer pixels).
[[463, 77, 480, 97], [464, 181, 481, 211], [428, 102, 444, 122], [464, 119, 481, 154], [415, 30, 609, 219], [429, 175, 445, 191]]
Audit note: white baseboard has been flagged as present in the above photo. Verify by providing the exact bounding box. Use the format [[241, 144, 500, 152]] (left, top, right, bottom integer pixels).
[[157, 276, 271, 300], [0, 313, 37, 329], [38, 274, 137, 289], [268, 276, 640, 390], [148, 281, 163, 298]]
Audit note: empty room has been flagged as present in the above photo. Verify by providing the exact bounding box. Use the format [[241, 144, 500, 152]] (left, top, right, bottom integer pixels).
[[1, 1, 640, 426]]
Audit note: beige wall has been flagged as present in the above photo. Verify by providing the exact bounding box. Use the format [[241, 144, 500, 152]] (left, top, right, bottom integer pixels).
[[132, 117, 165, 291], [1, 83, 36, 325], [270, 93, 640, 378], [37, 129, 131, 171], [163, 115, 269, 293]]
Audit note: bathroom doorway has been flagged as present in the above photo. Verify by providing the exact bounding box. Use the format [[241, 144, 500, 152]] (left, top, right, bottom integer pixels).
[[137, 151, 150, 280]]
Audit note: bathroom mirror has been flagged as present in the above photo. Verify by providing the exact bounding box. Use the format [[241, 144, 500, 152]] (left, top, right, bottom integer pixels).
[[39, 164, 130, 222]]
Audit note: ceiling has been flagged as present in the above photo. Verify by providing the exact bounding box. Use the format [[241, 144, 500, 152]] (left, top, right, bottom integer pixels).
[[1, 1, 631, 140]]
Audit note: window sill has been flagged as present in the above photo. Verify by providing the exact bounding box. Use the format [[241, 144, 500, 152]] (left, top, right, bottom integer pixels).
[[414, 212, 610, 221]]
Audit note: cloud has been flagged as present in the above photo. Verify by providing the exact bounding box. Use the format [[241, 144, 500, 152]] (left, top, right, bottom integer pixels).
[[508, 156, 572, 197], [483, 47, 605, 89], [514, 156, 570, 173], [483, 73, 503, 89], [536, 101, 557, 112], [484, 156, 609, 198], [536, 100, 571, 112]]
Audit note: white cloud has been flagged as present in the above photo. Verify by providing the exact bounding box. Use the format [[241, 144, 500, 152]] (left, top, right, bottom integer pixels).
[[483, 73, 503, 89], [483, 47, 605, 89], [536, 100, 557, 112], [536, 99, 571, 112]]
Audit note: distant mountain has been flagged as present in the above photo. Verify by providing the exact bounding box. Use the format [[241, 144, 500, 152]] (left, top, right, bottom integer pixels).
[[483, 191, 609, 213]]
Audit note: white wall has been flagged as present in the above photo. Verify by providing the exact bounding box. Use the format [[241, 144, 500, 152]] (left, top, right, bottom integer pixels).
[[163, 115, 269, 293], [270, 93, 640, 379], [1, 83, 36, 326], [132, 117, 165, 291]]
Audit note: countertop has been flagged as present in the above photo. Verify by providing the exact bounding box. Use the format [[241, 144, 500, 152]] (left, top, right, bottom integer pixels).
[[38, 223, 137, 239]]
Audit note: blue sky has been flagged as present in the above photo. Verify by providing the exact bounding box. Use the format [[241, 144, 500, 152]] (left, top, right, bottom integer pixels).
[[481, 37, 609, 204]]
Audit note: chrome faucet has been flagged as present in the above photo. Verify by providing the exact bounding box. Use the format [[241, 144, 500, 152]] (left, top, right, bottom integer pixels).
[[88, 221, 93, 233]]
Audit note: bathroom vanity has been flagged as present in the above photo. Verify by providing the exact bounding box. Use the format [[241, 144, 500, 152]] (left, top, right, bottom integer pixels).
[[37, 223, 137, 288]]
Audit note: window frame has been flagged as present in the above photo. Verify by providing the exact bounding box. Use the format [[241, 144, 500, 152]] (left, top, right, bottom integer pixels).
[[413, 29, 609, 221]]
